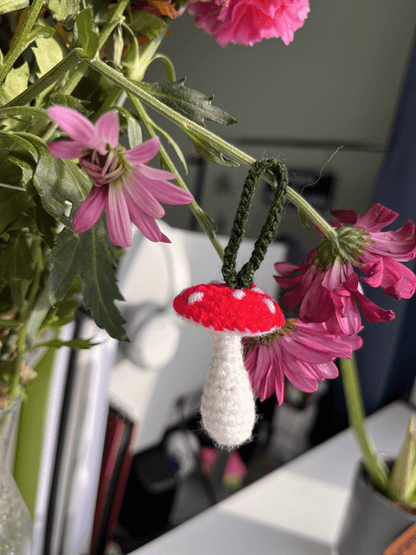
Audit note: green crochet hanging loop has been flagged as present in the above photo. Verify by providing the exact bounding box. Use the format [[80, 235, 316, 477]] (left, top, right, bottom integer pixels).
[[222, 158, 289, 289]]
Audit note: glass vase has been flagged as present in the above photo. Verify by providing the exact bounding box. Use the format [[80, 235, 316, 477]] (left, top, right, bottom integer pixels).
[[0, 395, 32, 555]]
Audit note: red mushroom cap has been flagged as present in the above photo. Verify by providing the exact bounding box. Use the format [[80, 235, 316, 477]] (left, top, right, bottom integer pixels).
[[173, 282, 285, 336]]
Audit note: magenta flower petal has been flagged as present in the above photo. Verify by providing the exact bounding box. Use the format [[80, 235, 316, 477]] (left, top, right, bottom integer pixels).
[[243, 318, 361, 404], [107, 186, 132, 247], [382, 260, 416, 299], [331, 209, 359, 225], [138, 164, 177, 182], [309, 361, 339, 380], [73, 186, 107, 233], [355, 290, 395, 323], [355, 203, 398, 233], [46, 106, 96, 148], [124, 174, 165, 218], [281, 356, 319, 392], [137, 167, 194, 205], [127, 202, 170, 243], [125, 137, 161, 165], [95, 110, 119, 152], [274, 261, 303, 276], [189, 0, 309, 47], [47, 140, 88, 160]]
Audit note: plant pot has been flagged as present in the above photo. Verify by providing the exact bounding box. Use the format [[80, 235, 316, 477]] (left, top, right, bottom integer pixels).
[[335, 460, 416, 555], [0, 395, 33, 555]]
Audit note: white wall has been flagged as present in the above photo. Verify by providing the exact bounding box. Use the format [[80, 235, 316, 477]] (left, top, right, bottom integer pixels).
[[144, 1, 416, 252]]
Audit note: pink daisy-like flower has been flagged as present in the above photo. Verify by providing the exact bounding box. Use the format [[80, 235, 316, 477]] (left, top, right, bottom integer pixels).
[[331, 204, 416, 300], [243, 319, 362, 404], [275, 256, 395, 336], [46, 106, 193, 248], [275, 204, 416, 334], [187, 0, 310, 47]]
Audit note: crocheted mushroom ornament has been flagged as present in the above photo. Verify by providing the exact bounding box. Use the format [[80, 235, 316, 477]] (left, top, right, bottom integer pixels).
[[173, 282, 285, 448], [173, 158, 289, 448]]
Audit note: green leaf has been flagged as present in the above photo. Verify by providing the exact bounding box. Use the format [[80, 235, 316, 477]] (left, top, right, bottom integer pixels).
[[149, 118, 188, 176], [33, 31, 67, 79], [113, 24, 124, 68], [130, 10, 166, 40], [76, 7, 99, 59], [29, 338, 99, 350], [47, 0, 81, 22], [298, 208, 311, 230], [121, 24, 140, 80], [33, 151, 91, 225], [127, 117, 143, 149], [90, 0, 112, 12], [49, 93, 89, 114], [48, 227, 127, 341], [0, 107, 47, 120], [150, 54, 176, 83], [0, 62, 29, 109], [0, 187, 33, 236], [0, 0, 29, 15], [116, 106, 143, 148], [40, 276, 81, 332], [1, 234, 34, 281], [32, 26, 68, 105], [138, 79, 237, 128], [185, 128, 239, 167], [9, 276, 31, 311], [386, 418, 416, 502], [0, 131, 39, 162]]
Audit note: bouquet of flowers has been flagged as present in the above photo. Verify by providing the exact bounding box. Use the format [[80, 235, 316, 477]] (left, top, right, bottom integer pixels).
[[1, 0, 416, 534]]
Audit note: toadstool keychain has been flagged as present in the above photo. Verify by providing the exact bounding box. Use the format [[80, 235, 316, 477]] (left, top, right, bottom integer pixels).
[[173, 158, 288, 448]]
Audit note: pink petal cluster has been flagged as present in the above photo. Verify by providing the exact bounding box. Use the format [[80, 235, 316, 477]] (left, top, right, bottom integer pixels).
[[46, 106, 193, 248], [187, 0, 310, 47], [332, 205, 416, 300], [243, 320, 362, 404], [274, 204, 416, 335]]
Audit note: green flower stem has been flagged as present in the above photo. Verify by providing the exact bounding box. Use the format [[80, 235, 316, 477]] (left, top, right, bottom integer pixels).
[[5, 48, 84, 108], [86, 57, 338, 247], [9, 238, 45, 400], [0, 0, 45, 86], [8, 325, 26, 402], [97, 0, 131, 50], [129, 94, 225, 260], [92, 85, 124, 122], [340, 356, 389, 491]]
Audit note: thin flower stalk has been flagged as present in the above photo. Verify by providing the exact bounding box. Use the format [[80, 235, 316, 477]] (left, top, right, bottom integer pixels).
[[0, 0, 45, 86], [340, 356, 389, 491]]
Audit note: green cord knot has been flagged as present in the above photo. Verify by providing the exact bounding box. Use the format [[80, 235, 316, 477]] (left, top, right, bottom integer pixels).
[[222, 158, 288, 289]]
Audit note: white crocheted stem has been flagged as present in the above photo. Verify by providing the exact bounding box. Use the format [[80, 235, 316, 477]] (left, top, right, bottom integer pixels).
[[200, 330, 256, 448]]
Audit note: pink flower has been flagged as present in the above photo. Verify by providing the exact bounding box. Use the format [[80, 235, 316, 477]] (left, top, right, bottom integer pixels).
[[331, 204, 416, 300], [275, 204, 416, 334], [243, 319, 362, 404], [187, 0, 310, 47], [46, 106, 193, 247], [276, 257, 395, 335]]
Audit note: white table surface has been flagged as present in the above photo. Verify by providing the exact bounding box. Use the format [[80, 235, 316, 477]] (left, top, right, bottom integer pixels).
[[131, 401, 414, 555]]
